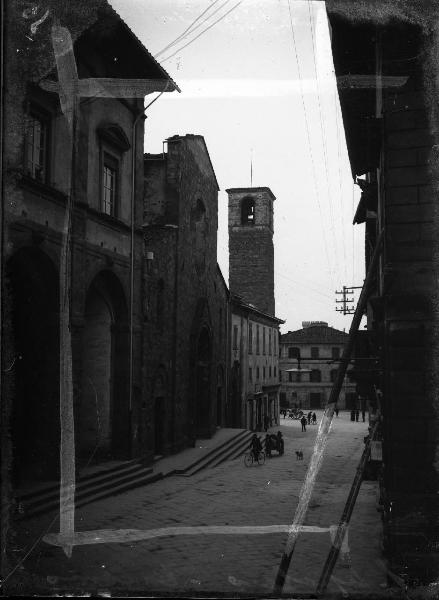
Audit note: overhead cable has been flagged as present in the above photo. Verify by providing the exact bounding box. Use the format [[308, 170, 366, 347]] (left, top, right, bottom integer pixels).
[[160, 0, 244, 64], [306, 0, 339, 284], [154, 0, 230, 59], [286, 0, 335, 290]]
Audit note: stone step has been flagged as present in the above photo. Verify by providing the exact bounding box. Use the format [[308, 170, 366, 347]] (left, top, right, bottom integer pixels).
[[180, 431, 254, 477], [15, 461, 162, 520]]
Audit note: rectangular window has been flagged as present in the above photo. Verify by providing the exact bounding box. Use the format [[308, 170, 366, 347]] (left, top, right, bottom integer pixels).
[[311, 347, 319, 359], [274, 366, 277, 378], [288, 347, 300, 359], [256, 325, 260, 355], [256, 366, 260, 380], [269, 366, 272, 378], [25, 112, 49, 181], [249, 367, 253, 382], [310, 369, 321, 382], [332, 347, 340, 359], [102, 153, 118, 216], [248, 322, 253, 354], [263, 366, 266, 379], [310, 392, 322, 408], [269, 329, 272, 355], [288, 372, 293, 383], [263, 327, 266, 355]]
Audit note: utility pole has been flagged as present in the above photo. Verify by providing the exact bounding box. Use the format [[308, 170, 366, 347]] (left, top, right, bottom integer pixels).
[[335, 285, 362, 315]]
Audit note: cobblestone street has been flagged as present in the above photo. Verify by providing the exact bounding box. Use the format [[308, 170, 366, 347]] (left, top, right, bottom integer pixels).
[[8, 412, 388, 597]]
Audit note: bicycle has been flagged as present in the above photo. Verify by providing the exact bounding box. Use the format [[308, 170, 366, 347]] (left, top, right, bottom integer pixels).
[[244, 450, 266, 466]]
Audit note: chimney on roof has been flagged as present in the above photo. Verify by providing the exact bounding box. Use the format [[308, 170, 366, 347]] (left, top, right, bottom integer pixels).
[[302, 321, 328, 328]]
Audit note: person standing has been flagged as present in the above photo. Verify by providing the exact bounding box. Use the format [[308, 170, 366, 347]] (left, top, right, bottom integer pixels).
[[335, 407, 339, 417], [312, 412, 317, 425], [277, 431, 284, 455], [355, 409, 359, 422], [301, 415, 307, 432], [307, 411, 312, 425], [265, 433, 272, 458], [263, 414, 269, 432]]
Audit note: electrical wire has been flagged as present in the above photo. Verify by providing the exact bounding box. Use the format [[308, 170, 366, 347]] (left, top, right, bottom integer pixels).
[[160, 0, 245, 64], [275, 270, 334, 300], [306, 0, 339, 286], [334, 89, 347, 281], [154, 0, 230, 59], [286, 0, 335, 291]]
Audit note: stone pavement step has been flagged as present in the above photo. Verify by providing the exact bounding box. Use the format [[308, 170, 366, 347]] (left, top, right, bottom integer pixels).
[[15, 428, 253, 519], [16, 461, 163, 520], [177, 430, 253, 477], [207, 432, 256, 469]]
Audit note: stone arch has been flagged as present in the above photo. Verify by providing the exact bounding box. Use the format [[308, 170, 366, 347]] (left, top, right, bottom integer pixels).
[[7, 247, 60, 483], [241, 196, 255, 225], [78, 270, 130, 463]]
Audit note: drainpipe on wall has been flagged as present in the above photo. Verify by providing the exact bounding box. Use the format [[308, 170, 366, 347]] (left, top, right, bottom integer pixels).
[[129, 85, 169, 429]]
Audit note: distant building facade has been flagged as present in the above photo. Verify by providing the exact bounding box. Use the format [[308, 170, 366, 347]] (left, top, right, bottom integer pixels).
[[227, 187, 283, 429], [279, 322, 356, 410], [230, 295, 283, 430]]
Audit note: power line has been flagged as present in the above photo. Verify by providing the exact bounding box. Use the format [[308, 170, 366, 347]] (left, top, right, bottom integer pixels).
[[154, 0, 230, 59], [306, 0, 339, 284], [160, 0, 244, 64], [285, 0, 335, 290], [275, 270, 334, 300], [334, 88, 347, 281]]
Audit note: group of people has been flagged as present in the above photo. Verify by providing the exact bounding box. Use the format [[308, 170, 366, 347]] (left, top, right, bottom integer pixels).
[[249, 431, 284, 460], [350, 408, 366, 422], [300, 411, 317, 431]]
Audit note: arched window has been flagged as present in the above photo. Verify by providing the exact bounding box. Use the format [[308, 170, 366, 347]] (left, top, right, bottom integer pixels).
[[241, 197, 255, 225], [310, 369, 321, 383], [194, 198, 206, 222]]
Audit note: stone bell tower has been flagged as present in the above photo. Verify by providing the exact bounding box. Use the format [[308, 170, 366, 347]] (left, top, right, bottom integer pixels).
[[227, 187, 275, 315]]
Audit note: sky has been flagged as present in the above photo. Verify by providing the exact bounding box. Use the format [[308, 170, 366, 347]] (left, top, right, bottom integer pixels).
[[111, 0, 365, 333]]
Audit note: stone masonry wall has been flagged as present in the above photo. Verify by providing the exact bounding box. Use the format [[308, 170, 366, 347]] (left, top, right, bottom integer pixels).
[[382, 82, 438, 581], [229, 228, 275, 315]]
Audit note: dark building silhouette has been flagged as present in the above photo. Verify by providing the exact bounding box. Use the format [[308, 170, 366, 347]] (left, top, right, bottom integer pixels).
[[2, 1, 177, 488], [143, 135, 228, 451], [328, 2, 439, 585]]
